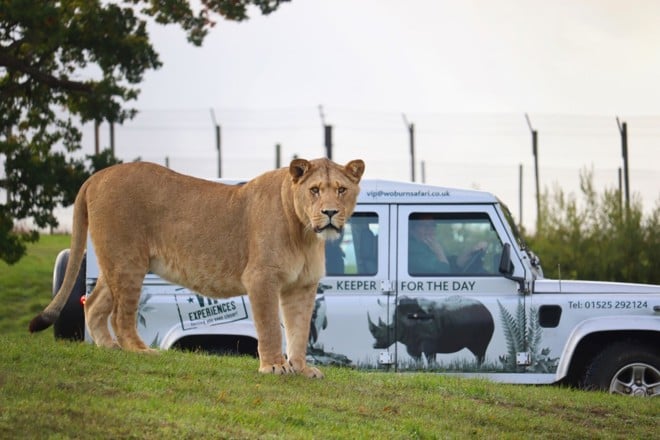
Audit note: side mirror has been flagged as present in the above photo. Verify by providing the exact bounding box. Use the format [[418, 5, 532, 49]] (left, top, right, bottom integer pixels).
[[498, 243, 514, 276], [499, 243, 529, 294]]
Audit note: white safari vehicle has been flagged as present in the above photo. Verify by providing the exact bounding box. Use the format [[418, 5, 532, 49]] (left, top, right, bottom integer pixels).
[[51, 179, 660, 397]]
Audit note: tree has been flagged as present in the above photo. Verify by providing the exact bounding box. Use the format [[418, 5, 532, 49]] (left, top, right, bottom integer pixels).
[[527, 168, 660, 285], [0, 0, 289, 264]]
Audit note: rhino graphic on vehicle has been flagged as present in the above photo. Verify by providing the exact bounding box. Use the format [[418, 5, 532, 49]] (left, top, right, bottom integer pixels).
[[368, 296, 495, 365]]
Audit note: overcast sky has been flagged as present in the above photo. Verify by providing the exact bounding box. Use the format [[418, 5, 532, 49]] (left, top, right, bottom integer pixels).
[[69, 0, 660, 230]]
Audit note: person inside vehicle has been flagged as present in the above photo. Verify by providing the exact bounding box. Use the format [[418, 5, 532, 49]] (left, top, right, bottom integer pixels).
[[408, 214, 487, 275], [325, 238, 345, 276]]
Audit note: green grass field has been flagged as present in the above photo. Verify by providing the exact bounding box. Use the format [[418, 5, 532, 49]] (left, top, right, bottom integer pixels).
[[0, 234, 70, 335], [0, 236, 657, 439]]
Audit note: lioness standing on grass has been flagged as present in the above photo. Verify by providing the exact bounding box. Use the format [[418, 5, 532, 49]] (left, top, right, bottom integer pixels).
[[30, 157, 365, 378]]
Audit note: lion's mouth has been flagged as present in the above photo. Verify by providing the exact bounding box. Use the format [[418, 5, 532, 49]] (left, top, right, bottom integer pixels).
[[314, 223, 342, 234]]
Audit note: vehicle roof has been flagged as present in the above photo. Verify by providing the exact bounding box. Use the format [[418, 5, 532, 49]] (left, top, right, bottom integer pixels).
[[356, 179, 498, 204], [216, 177, 499, 204]]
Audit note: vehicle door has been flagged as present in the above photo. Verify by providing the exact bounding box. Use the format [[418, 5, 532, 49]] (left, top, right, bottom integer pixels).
[[309, 204, 395, 369], [392, 205, 531, 374]]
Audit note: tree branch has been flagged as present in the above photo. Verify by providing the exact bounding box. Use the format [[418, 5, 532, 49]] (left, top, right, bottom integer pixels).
[[0, 51, 93, 94]]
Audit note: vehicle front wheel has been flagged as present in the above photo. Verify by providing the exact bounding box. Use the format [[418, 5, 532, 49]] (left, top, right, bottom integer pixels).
[[582, 340, 660, 397]]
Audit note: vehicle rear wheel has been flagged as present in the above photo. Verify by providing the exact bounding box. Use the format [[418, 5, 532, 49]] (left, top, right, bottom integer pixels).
[[582, 340, 660, 397], [52, 249, 86, 341]]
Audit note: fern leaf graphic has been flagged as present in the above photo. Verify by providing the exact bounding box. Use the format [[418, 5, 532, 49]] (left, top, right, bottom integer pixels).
[[527, 307, 542, 355], [497, 300, 521, 370]]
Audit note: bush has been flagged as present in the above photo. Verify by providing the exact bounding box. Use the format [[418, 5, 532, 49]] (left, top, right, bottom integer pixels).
[[527, 168, 660, 284]]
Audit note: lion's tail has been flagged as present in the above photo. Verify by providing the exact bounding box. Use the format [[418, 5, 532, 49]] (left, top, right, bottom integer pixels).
[[29, 179, 90, 333]]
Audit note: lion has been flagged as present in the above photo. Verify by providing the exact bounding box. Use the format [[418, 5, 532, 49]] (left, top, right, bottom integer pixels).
[[29, 157, 365, 378]]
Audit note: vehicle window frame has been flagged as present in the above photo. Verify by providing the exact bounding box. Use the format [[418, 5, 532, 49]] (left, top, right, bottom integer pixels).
[[399, 205, 508, 279]]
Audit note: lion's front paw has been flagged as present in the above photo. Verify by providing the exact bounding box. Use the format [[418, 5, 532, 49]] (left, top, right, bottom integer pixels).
[[300, 365, 324, 379], [258, 363, 296, 375], [287, 360, 324, 379]]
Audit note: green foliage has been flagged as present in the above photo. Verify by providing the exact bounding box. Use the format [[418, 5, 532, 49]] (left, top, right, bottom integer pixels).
[[528, 168, 660, 284], [0, 1, 288, 263], [87, 148, 123, 173]]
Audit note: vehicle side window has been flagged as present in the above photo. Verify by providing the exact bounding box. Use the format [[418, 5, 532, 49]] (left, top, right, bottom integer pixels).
[[325, 212, 378, 276], [408, 212, 502, 276]]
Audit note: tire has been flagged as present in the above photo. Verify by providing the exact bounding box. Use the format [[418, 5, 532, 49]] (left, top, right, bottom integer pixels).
[[582, 340, 660, 397], [52, 249, 86, 341]]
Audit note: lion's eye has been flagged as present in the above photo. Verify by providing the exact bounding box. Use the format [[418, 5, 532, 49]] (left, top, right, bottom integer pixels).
[[338, 187, 346, 195], [310, 187, 320, 195]]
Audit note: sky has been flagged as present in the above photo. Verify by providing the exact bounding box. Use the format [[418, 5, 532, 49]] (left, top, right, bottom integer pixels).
[[55, 0, 660, 230]]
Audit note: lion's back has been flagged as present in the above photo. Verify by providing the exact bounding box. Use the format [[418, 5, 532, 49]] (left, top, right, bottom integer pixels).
[[80, 160, 347, 298]]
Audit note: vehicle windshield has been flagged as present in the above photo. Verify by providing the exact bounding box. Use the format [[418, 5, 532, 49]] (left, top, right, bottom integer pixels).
[[497, 199, 526, 248], [497, 199, 543, 277]]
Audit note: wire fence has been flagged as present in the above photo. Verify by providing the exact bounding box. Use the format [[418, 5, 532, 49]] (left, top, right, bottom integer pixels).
[[4, 109, 659, 233]]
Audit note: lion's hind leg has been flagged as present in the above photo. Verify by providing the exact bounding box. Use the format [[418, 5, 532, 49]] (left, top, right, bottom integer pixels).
[[85, 275, 119, 349], [105, 271, 155, 353]]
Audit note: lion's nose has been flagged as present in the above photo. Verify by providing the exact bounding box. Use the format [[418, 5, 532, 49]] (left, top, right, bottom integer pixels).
[[322, 209, 338, 219]]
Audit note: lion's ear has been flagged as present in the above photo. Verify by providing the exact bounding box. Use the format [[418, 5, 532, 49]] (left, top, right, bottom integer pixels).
[[345, 159, 365, 183], [289, 158, 311, 183]]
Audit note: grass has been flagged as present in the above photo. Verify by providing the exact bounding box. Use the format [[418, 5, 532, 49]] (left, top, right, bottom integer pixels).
[[1, 235, 658, 439], [0, 234, 70, 335]]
